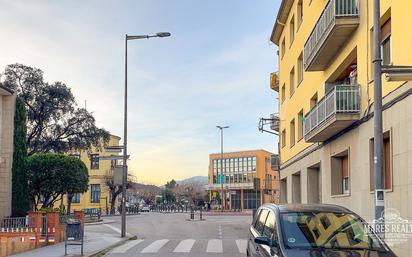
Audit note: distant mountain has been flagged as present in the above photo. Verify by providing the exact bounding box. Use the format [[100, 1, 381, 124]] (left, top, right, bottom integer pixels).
[[176, 176, 208, 186], [130, 182, 161, 195]]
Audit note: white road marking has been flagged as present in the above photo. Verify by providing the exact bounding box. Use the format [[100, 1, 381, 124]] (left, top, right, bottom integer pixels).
[[141, 239, 169, 253], [112, 239, 144, 253], [206, 239, 223, 253], [236, 239, 247, 254], [103, 224, 132, 237], [173, 239, 195, 252]]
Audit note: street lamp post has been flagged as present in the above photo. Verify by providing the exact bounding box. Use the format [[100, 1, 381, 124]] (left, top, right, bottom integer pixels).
[[216, 126, 229, 211], [121, 32, 171, 238]]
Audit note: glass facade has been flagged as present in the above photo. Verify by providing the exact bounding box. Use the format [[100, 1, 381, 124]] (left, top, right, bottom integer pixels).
[[243, 190, 260, 209], [212, 156, 257, 184]]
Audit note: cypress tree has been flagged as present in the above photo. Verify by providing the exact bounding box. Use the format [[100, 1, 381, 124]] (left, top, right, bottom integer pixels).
[[11, 97, 29, 216]]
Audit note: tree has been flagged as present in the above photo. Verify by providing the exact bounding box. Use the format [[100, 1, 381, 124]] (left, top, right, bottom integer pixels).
[[1, 64, 110, 155], [11, 97, 29, 216], [161, 188, 176, 203], [27, 153, 88, 210], [165, 179, 178, 189], [105, 175, 132, 214]]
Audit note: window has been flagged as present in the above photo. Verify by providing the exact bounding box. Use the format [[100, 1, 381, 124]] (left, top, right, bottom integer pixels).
[[281, 38, 286, 58], [262, 211, 277, 239], [290, 119, 295, 147], [90, 154, 99, 170], [71, 193, 81, 203], [297, 53, 303, 85], [370, 131, 392, 190], [289, 16, 295, 46], [310, 93, 318, 108], [297, 110, 304, 141], [281, 129, 286, 148], [331, 150, 349, 195], [381, 18, 391, 65], [90, 184, 101, 203], [254, 209, 269, 234], [281, 84, 286, 103], [289, 67, 295, 97], [297, 0, 303, 28]]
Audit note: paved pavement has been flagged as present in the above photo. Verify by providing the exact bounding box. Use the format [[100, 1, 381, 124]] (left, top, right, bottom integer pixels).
[[104, 212, 252, 257], [10, 219, 124, 257]]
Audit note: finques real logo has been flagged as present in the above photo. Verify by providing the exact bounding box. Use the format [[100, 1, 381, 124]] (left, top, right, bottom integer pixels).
[[365, 208, 412, 246]]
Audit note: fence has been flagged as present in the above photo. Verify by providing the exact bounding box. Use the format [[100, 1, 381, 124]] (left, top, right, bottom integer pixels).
[[0, 217, 32, 229]]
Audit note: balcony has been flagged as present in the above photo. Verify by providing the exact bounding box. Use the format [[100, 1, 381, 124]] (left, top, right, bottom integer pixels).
[[270, 113, 280, 132], [304, 0, 360, 71], [303, 84, 360, 142], [270, 72, 279, 92]]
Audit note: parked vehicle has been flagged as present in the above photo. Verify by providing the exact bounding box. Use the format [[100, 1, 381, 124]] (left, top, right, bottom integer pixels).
[[141, 206, 150, 212], [247, 203, 396, 257]]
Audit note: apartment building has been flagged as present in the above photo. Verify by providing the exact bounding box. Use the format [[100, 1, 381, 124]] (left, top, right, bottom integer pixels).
[[270, 0, 412, 255], [0, 85, 15, 218], [61, 134, 122, 213], [207, 150, 279, 210]]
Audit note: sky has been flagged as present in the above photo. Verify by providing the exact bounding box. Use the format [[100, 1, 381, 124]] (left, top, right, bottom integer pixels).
[[0, 0, 280, 185]]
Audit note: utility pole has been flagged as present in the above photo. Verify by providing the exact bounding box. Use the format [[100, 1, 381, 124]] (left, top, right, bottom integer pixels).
[[216, 126, 229, 211], [372, 0, 384, 227], [121, 32, 171, 238]]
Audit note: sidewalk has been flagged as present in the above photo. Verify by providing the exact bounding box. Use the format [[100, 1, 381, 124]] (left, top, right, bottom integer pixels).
[[10, 228, 126, 257]]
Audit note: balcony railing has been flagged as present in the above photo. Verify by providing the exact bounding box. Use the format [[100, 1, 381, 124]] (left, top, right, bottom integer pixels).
[[304, 0, 359, 71], [303, 84, 360, 140]]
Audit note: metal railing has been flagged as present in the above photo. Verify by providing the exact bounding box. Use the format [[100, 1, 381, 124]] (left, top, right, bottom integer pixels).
[[304, 0, 359, 68], [0, 217, 32, 229], [303, 84, 360, 137]]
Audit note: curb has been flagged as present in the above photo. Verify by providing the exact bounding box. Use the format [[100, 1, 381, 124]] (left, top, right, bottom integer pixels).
[[85, 220, 117, 226]]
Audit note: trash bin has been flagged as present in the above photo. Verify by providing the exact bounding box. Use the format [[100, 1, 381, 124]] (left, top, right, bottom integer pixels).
[[65, 219, 84, 256]]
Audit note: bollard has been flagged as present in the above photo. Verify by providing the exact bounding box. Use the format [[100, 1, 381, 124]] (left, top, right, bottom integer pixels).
[[200, 209, 202, 220], [190, 208, 194, 220]]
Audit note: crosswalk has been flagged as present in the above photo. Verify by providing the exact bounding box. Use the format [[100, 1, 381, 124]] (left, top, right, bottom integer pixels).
[[110, 238, 248, 255]]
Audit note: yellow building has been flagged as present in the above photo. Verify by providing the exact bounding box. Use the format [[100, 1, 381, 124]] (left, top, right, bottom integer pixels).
[[270, 0, 412, 255], [43, 135, 122, 213], [207, 150, 279, 210]]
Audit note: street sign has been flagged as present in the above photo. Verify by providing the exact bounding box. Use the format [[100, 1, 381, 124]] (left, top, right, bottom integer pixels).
[[105, 146, 124, 152], [98, 155, 129, 161], [113, 166, 123, 185]]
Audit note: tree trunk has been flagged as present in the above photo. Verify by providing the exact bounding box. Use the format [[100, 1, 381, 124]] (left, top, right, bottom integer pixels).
[[67, 194, 72, 214]]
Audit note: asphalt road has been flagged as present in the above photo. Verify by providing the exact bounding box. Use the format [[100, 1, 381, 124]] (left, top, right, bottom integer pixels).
[[90, 212, 252, 257]]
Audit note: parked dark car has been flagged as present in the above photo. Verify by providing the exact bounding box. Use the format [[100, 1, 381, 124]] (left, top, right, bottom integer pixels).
[[247, 203, 396, 257]]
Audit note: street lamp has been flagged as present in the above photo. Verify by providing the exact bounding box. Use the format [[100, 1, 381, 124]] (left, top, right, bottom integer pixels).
[[216, 125, 229, 211], [121, 32, 171, 238]]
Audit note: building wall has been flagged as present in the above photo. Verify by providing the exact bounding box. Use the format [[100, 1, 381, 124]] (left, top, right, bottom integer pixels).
[[0, 91, 15, 218], [208, 149, 279, 208], [271, 1, 412, 256], [49, 135, 121, 212], [279, 81, 412, 256], [274, 0, 412, 164]]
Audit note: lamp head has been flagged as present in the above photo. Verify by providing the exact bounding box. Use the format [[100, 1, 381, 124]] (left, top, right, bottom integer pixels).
[[156, 32, 171, 37]]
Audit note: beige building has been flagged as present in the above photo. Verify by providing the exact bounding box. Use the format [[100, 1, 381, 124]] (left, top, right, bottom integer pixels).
[[270, 0, 412, 255], [0, 85, 15, 218], [207, 149, 279, 210]]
